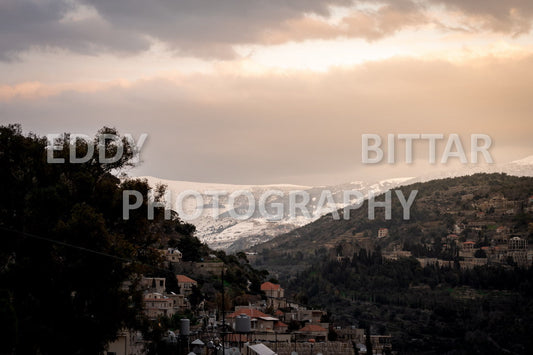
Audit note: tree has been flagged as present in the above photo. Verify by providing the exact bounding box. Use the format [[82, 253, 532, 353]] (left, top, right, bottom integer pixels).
[[474, 249, 487, 258], [0, 125, 190, 354], [328, 327, 338, 341]]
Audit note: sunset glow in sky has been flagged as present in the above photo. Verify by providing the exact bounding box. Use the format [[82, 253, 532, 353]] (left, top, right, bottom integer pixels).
[[1, 0, 533, 184]]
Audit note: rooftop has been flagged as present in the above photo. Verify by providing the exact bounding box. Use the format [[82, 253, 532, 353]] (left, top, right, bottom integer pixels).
[[298, 324, 328, 333], [227, 308, 269, 319], [176, 275, 196, 283], [261, 282, 282, 291]]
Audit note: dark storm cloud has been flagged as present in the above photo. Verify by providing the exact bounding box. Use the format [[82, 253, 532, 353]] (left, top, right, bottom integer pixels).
[[0, 0, 352, 60], [0, 0, 151, 60], [2, 0, 533, 61]]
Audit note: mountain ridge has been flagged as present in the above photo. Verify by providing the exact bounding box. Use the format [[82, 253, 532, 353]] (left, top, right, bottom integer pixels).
[[136, 155, 533, 252]]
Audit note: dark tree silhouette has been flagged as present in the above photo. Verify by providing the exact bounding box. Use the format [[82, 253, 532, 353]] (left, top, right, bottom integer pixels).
[[0, 124, 193, 354]]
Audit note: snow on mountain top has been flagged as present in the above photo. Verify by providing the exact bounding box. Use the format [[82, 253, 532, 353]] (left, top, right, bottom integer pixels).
[[137, 176, 310, 192], [379, 177, 415, 185], [509, 155, 533, 166]]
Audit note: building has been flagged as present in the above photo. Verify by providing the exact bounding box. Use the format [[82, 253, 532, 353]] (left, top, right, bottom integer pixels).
[[141, 277, 166, 294], [105, 329, 145, 355], [226, 308, 280, 333], [383, 250, 412, 260], [508, 237, 529, 267], [284, 309, 326, 324], [496, 226, 510, 234], [370, 334, 393, 353], [167, 292, 190, 313], [176, 274, 197, 296], [162, 248, 182, 263], [446, 234, 460, 241], [460, 257, 488, 269], [260, 282, 284, 298], [274, 321, 288, 333], [295, 324, 328, 341], [378, 228, 389, 238], [143, 292, 176, 319], [247, 343, 277, 355], [462, 241, 475, 251]]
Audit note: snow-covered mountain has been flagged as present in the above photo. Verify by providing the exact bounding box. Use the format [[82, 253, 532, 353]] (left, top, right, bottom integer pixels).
[[138, 176, 415, 251], [137, 155, 533, 252]]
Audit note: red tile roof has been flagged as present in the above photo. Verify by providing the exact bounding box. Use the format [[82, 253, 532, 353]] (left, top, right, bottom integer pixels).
[[226, 308, 269, 319], [298, 324, 327, 333], [261, 282, 281, 291], [176, 275, 196, 283], [274, 321, 288, 328]]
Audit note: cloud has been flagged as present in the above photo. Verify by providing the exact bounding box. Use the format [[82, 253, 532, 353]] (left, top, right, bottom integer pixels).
[[2, 55, 533, 184], [428, 0, 533, 35], [260, 4, 429, 44], [2, 0, 532, 61], [0, 0, 352, 60], [0, 0, 151, 60]]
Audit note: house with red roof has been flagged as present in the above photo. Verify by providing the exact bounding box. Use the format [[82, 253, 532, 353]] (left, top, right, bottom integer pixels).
[[296, 324, 328, 341], [260, 282, 284, 298], [176, 274, 197, 296], [227, 308, 280, 332], [462, 241, 475, 250], [261, 281, 287, 309], [274, 321, 288, 332], [226, 308, 269, 319]]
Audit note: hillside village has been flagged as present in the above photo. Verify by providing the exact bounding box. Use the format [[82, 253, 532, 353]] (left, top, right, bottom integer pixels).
[[107, 247, 391, 355], [106, 174, 533, 354], [335, 189, 533, 270]]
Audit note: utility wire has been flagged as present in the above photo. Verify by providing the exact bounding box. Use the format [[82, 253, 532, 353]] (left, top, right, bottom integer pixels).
[[0, 225, 171, 273]]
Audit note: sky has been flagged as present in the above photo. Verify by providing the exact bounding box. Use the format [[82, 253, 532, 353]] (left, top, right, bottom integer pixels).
[[1, 0, 533, 185]]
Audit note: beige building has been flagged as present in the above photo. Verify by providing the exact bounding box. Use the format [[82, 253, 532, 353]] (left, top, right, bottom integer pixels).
[[508, 237, 529, 267], [143, 292, 177, 319], [105, 329, 145, 355], [260, 282, 284, 298], [161, 248, 182, 264], [141, 277, 166, 294], [378, 228, 389, 238], [176, 274, 197, 296]]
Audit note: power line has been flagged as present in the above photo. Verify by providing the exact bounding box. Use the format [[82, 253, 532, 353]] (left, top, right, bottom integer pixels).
[[0, 225, 170, 273]]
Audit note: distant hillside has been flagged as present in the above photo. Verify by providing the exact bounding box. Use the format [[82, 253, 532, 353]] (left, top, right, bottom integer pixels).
[[249, 173, 533, 354], [251, 173, 533, 277], [139, 156, 533, 252]]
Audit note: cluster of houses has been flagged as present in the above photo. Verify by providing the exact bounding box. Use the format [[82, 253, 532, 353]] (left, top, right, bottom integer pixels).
[[381, 193, 533, 269], [107, 273, 392, 355], [410, 230, 530, 269], [141, 274, 198, 319], [139, 248, 203, 320]]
